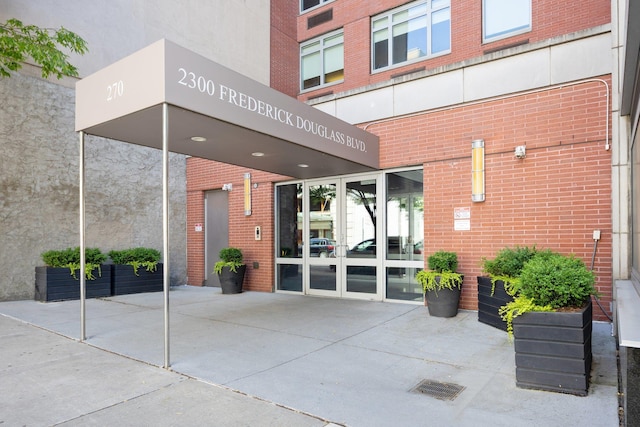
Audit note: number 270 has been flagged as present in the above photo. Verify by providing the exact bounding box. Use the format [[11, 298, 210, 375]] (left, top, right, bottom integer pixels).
[[107, 81, 124, 101]]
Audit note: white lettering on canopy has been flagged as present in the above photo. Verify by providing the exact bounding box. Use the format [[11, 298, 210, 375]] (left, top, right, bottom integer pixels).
[[180, 71, 367, 152]]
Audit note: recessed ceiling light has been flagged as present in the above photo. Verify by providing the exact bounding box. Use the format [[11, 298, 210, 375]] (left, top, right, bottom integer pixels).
[[252, 152, 265, 157], [190, 136, 207, 142], [298, 164, 309, 168]]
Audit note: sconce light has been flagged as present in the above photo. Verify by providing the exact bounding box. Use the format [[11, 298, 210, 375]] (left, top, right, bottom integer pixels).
[[515, 145, 526, 159], [244, 173, 252, 216], [222, 183, 232, 191], [471, 139, 485, 202]]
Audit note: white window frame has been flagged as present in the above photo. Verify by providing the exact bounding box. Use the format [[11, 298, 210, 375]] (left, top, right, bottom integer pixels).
[[300, 29, 344, 92], [482, 0, 531, 43], [300, 0, 334, 14], [371, 0, 451, 73]]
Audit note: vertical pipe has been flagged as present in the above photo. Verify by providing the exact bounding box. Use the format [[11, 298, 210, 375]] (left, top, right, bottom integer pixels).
[[162, 103, 170, 368], [79, 131, 86, 341]]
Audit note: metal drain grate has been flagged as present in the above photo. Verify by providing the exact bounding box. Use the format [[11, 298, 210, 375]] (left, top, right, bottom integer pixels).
[[411, 379, 465, 401]]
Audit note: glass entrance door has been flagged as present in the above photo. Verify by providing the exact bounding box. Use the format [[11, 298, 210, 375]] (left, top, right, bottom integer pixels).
[[305, 174, 381, 299], [306, 179, 339, 295], [342, 174, 381, 299]]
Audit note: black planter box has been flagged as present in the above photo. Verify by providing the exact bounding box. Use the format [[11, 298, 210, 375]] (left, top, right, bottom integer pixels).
[[35, 266, 111, 302], [513, 300, 593, 396], [477, 276, 514, 331], [425, 285, 461, 318], [111, 263, 163, 295], [218, 264, 246, 294]]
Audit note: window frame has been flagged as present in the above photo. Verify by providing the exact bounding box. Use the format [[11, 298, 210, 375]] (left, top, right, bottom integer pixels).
[[482, 0, 532, 44], [300, 0, 334, 14], [300, 29, 344, 92], [371, 0, 451, 73]]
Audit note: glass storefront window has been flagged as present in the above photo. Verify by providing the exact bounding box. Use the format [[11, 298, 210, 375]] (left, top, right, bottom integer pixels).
[[386, 170, 424, 262], [277, 183, 303, 259]]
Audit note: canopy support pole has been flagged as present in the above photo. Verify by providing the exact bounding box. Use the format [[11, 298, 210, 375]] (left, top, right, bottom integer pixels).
[[79, 131, 86, 341], [162, 103, 170, 369]]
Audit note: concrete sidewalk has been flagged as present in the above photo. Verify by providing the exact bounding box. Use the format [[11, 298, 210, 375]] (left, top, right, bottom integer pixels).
[[0, 286, 620, 426]]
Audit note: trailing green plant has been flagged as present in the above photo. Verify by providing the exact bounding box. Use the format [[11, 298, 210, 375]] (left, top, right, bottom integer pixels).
[[108, 247, 161, 276], [481, 245, 537, 295], [415, 250, 463, 294], [498, 295, 553, 336], [214, 247, 244, 274], [499, 249, 598, 337], [41, 247, 106, 280]]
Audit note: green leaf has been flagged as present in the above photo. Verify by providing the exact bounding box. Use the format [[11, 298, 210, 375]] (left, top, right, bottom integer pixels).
[[0, 18, 87, 79]]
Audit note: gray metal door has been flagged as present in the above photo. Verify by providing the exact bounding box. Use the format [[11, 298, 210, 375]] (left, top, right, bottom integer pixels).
[[205, 190, 229, 287]]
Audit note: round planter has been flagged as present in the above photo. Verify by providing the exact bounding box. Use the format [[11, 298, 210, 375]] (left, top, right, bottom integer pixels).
[[218, 265, 246, 294], [425, 286, 461, 317]]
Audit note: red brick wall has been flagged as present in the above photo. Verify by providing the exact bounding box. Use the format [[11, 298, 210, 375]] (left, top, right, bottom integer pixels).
[[366, 78, 613, 320], [271, 0, 299, 96], [297, 0, 610, 101], [186, 158, 287, 292]]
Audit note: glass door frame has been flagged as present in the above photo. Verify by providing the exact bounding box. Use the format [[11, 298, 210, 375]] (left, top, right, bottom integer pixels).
[[303, 173, 383, 300], [275, 167, 424, 302]]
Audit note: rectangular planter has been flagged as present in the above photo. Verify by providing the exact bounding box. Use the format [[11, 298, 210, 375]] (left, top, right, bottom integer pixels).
[[111, 263, 163, 296], [477, 276, 513, 331], [513, 300, 593, 396], [35, 266, 111, 302]]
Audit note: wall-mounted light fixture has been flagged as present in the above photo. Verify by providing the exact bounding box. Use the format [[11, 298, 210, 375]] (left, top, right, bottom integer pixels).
[[515, 145, 526, 159], [471, 139, 485, 202], [222, 183, 232, 191], [244, 172, 252, 216]]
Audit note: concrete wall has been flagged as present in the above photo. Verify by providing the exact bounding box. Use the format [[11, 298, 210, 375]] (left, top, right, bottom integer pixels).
[[0, 0, 271, 83], [0, 0, 270, 299]]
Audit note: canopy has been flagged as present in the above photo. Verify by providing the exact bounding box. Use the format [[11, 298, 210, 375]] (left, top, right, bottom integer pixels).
[[74, 40, 379, 368], [76, 39, 379, 179]]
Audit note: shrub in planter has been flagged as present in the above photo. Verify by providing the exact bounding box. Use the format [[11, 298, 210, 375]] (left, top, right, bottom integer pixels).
[[36, 247, 110, 301], [108, 247, 163, 295], [499, 249, 598, 395], [416, 251, 463, 318], [214, 247, 246, 294], [478, 246, 537, 330]]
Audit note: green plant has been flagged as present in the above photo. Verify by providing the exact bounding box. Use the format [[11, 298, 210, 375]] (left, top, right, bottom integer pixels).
[[415, 251, 462, 293], [481, 245, 537, 295], [41, 247, 106, 280], [499, 249, 597, 336], [0, 18, 88, 79], [108, 247, 161, 276], [214, 247, 244, 274]]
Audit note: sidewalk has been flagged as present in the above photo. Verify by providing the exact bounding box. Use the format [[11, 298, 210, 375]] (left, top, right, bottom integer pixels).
[[0, 286, 620, 426]]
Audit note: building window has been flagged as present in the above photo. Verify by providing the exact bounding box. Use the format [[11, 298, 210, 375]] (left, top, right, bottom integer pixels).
[[482, 0, 531, 43], [372, 0, 450, 72], [301, 31, 344, 91], [301, 0, 333, 13]]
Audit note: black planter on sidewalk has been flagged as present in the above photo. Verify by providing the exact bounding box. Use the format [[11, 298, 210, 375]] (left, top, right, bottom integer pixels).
[[111, 263, 163, 295], [477, 276, 513, 331], [513, 300, 593, 396], [218, 265, 246, 294], [425, 286, 461, 318], [35, 266, 111, 302]]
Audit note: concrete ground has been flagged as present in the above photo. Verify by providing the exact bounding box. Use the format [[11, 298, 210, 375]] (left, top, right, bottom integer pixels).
[[0, 286, 620, 426]]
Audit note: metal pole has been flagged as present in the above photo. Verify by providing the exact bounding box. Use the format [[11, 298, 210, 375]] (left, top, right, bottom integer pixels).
[[79, 131, 86, 341], [162, 103, 170, 368]]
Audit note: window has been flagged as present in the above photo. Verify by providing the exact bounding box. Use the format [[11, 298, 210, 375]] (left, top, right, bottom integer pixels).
[[372, 0, 450, 72], [483, 0, 531, 43], [300, 31, 344, 91], [301, 0, 333, 13]]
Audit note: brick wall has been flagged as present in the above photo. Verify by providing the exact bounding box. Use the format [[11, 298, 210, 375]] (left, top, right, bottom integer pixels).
[[271, 0, 300, 96], [367, 79, 613, 320], [296, 0, 610, 101], [186, 158, 287, 291]]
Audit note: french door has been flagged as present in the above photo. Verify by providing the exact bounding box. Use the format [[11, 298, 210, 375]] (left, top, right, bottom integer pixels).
[[305, 174, 382, 299]]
